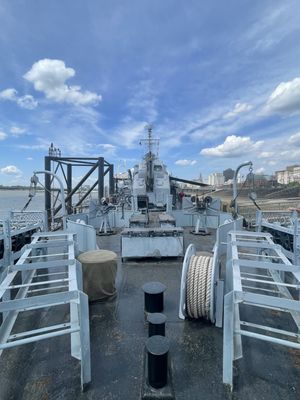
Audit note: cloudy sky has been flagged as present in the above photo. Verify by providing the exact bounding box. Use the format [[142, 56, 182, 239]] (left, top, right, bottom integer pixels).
[[1, 0, 300, 185]]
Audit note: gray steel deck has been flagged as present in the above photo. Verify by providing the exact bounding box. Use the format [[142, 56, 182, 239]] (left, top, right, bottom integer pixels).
[[0, 229, 299, 399]]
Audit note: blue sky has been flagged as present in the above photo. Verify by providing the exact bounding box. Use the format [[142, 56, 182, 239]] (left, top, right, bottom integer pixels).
[[1, 0, 300, 185]]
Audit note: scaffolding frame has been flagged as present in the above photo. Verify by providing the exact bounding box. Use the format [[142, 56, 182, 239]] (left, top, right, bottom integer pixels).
[[44, 156, 114, 222], [223, 230, 300, 390], [0, 231, 91, 390]]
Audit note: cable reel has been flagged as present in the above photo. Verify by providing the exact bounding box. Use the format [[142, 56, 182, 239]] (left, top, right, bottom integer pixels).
[[179, 244, 219, 324]]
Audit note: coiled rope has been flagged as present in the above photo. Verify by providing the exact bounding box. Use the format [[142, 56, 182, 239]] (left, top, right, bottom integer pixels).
[[186, 255, 213, 320]]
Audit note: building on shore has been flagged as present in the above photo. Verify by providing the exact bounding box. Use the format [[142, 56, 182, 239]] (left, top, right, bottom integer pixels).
[[208, 172, 225, 187], [276, 165, 300, 184]]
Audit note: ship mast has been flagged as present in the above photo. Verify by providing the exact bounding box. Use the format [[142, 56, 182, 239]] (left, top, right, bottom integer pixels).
[[140, 124, 159, 158], [147, 124, 153, 157], [139, 125, 160, 192], [145, 124, 154, 192]]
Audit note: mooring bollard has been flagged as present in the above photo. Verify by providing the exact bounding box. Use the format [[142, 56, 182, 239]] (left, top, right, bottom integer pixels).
[[146, 335, 170, 389], [142, 281, 166, 313], [147, 313, 166, 337]]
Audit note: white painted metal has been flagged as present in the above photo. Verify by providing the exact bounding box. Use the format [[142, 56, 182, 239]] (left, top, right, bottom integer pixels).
[[223, 230, 300, 390], [33, 170, 67, 229], [179, 218, 242, 325], [121, 227, 184, 258], [132, 127, 170, 210], [0, 212, 46, 275], [256, 209, 300, 266], [67, 219, 97, 252], [232, 161, 253, 213], [0, 231, 91, 390], [179, 244, 196, 319]]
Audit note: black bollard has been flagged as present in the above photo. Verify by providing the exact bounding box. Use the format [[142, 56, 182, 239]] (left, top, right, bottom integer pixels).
[[146, 335, 170, 389], [142, 281, 166, 313], [147, 313, 166, 337]]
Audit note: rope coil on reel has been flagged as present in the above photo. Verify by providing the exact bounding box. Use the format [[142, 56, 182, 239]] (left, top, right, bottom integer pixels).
[[186, 254, 213, 320]]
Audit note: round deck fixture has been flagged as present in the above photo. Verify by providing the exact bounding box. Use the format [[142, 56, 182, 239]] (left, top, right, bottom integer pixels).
[[147, 313, 167, 337], [78, 250, 117, 302], [142, 281, 166, 313], [146, 335, 170, 389]]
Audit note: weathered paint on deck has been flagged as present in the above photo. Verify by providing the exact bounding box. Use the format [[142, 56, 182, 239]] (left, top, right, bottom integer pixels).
[[0, 229, 299, 399]]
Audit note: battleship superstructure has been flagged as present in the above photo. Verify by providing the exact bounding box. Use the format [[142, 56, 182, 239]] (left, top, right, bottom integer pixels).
[[132, 126, 172, 211]]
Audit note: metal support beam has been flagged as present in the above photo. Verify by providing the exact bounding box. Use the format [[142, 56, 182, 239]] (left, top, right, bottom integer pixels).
[[54, 161, 99, 215], [223, 291, 234, 390], [34, 171, 67, 230], [98, 157, 104, 201], [44, 155, 112, 220], [75, 180, 98, 208], [67, 164, 72, 214], [44, 156, 51, 218], [109, 164, 114, 195]]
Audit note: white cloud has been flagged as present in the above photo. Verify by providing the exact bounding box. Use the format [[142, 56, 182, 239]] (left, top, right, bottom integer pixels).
[[246, 131, 300, 167], [0, 130, 7, 140], [0, 88, 17, 100], [90, 143, 117, 156], [24, 59, 101, 106], [10, 126, 26, 136], [0, 87, 37, 109], [264, 77, 300, 115], [279, 148, 300, 161], [18, 143, 49, 151], [96, 143, 116, 151], [19, 134, 116, 158], [26, 157, 33, 161], [224, 102, 253, 118], [289, 132, 300, 146], [243, 4, 294, 52], [260, 151, 274, 158], [17, 95, 38, 110], [0, 165, 22, 175], [200, 135, 263, 158], [255, 167, 265, 174], [112, 120, 148, 149], [175, 159, 197, 166], [161, 136, 182, 149], [268, 160, 277, 166]]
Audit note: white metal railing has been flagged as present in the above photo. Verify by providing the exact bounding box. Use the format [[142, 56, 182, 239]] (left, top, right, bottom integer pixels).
[[0, 211, 47, 277], [256, 209, 300, 265], [223, 230, 300, 390], [0, 231, 91, 390]]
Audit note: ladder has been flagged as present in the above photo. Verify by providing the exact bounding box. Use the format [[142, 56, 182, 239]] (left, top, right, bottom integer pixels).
[[0, 231, 91, 390], [223, 230, 300, 390]]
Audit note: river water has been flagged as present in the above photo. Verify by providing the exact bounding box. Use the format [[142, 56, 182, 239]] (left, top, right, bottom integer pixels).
[[0, 190, 45, 219]]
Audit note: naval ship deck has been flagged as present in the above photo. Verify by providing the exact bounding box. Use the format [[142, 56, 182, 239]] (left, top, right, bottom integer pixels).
[[0, 229, 299, 400]]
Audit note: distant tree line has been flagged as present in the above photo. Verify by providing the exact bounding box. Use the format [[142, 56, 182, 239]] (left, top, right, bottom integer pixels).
[[0, 185, 30, 190], [223, 168, 235, 182]]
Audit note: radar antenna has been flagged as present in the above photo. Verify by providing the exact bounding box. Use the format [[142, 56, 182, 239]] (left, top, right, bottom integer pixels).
[[145, 124, 153, 155], [139, 124, 159, 157]]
